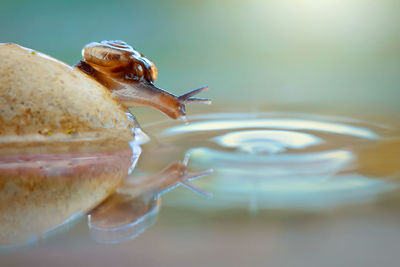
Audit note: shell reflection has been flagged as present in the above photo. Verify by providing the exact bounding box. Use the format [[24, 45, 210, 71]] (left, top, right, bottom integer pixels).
[[142, 112, 400, 210]]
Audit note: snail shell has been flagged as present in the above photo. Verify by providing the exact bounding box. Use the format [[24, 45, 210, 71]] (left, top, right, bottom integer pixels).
[[82, 40, 158, 83]]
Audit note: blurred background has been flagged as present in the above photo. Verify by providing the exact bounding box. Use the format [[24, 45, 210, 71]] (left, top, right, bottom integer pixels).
[[1, 1, 400, 266], [1, 0, 400, 122]]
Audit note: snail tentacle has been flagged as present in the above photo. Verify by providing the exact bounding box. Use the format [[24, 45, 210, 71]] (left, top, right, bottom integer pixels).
[[178, 86, 212, 105], [178, 86, 209, 101]]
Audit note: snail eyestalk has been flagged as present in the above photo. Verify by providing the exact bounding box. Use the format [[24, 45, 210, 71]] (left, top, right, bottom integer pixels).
[[178, 86, 212, 104]]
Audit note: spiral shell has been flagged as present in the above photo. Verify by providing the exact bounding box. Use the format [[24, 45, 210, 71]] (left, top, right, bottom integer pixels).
[[82, 40, 158, 83]]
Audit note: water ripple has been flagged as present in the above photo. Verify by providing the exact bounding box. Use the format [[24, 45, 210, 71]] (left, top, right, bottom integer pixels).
[[162, 117, 379, 139], [143, 112, 399, 210]]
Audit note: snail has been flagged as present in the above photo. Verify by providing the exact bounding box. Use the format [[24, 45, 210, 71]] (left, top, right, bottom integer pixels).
[[75, 40, 211, 121], [0, 40, 210, 150]]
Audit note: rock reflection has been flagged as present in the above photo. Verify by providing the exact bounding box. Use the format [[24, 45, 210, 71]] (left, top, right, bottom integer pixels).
[[0, 143, 140, 249], [89, 154, 212, 244]]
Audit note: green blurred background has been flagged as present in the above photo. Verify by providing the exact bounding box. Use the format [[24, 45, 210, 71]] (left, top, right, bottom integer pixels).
[[1, 0, 400, 119]]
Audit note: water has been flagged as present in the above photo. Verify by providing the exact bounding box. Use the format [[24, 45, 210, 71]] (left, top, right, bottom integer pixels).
[[1, 111, 400, 266], [140, 112, 400, 210]]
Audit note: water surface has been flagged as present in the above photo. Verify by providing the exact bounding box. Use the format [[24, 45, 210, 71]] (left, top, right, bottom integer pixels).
[[141, 112, 399, 210], [1, 111, 400, 267]]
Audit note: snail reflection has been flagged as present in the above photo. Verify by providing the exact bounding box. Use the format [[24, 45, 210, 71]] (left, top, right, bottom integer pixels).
[[0, 141, 212, 248], [89, 153, 212, 244]]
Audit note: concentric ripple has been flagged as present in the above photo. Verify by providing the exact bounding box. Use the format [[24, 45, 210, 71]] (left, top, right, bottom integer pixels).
[[142, 112, 399, 210]]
